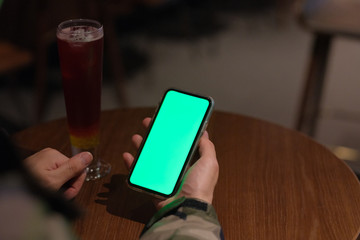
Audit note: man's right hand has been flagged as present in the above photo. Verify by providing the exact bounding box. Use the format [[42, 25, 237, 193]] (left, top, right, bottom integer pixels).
[[122, 117, 219, 210]]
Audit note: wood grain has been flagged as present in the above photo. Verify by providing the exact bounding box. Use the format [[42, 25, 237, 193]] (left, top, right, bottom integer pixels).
[[13, 108, 360, 239]]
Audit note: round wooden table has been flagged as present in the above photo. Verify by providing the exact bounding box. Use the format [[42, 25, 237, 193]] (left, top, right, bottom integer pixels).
[[13, 108, 360, 239]]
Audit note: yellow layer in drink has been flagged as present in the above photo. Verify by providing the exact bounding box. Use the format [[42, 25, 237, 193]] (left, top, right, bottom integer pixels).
[[70, 134, 99, 150]]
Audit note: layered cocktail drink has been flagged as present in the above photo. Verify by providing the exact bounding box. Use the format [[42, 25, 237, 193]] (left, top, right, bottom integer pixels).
[[57, 19, 110, 180]]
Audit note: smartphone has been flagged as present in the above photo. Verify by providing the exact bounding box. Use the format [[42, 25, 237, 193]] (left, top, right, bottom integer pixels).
[[127, 89, 214, 198]]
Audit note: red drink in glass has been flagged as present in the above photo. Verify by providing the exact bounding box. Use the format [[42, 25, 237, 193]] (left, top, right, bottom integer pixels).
[[57, 19, 110, 180], [57, 33, 103, 149]]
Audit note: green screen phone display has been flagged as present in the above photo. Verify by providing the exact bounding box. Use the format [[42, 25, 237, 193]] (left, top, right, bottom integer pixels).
[[128, 89, 214, 198]]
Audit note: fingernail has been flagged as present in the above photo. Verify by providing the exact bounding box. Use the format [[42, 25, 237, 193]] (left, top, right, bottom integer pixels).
[[203, 131, 209, 138], [79, 152, 93, 165]]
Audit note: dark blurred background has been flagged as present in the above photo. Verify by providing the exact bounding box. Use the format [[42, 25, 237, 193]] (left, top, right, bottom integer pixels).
[[0, 0, 359, 169]]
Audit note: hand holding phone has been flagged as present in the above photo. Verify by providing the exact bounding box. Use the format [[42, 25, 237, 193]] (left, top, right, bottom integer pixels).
[[126, 89, 215, 199], [123, 120, 219, 209]]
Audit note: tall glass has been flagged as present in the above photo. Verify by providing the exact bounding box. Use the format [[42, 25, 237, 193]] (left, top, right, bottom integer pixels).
[[57, 19, 111, 181]]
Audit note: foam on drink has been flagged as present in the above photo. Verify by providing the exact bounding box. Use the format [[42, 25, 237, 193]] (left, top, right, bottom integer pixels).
[[57, 26, 103, 43]]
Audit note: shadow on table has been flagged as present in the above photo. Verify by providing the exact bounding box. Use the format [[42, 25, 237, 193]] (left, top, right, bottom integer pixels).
[[95, 174, 156, 224]]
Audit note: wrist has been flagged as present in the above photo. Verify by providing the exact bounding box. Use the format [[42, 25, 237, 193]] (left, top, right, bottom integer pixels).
[[188, 194, 213, 205]]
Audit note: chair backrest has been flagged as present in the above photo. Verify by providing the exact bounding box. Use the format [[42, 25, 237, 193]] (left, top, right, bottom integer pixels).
[[297, 0, 360, 38]]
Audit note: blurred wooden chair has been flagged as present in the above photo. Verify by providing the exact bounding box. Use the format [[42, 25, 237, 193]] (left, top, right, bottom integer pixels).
[[0, 0, 81, 123], [1, 0, 129, 123], [0, 1, 34, 124], [0, 40, 33, 75], [0, 41, 33, 125], [295, 0, 360, 136], [33, 0, 83, 122], [0, 42, 32, 74]]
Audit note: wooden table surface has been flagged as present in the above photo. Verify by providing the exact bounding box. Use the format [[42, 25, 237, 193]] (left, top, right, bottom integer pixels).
[[13, 107, 360, 239]]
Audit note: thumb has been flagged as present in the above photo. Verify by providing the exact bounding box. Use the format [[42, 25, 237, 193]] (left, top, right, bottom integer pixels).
[[56, 152, 93, 184]]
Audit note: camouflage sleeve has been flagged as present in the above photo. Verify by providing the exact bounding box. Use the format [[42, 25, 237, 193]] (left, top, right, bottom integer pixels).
[[140, 197, 224, 240]]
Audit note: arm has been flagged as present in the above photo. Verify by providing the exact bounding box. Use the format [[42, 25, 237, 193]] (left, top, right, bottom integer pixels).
[[123, 118, 223, 239], [140, 197, 223, 240]]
